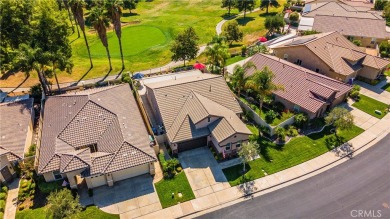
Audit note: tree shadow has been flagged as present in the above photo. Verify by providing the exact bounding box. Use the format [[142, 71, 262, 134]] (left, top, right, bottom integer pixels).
[[258, 137, 273, 162], [237, 17, 255, 26], [238, 175, 257, 199], [221, 13, 238, 20], [74, 66, 93, 86], [325, 135, 346, 150], [122, 12, 139, 17], [97, 68, 113, 84], [259, 12, 278, 17], [229, 43, 243, 48], [8, 75, 30, 93], [0, 69, 18, 80]]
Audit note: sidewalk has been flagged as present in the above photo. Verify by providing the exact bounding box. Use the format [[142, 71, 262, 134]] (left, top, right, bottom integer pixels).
[[4, 179, 20, 219], [132, 113, 390, 219]]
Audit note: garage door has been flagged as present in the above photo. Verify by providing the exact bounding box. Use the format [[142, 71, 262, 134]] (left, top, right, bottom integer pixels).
[[112, 164, 149, 182], [90, 175, 107, 188], [178, 137, 207, 152]]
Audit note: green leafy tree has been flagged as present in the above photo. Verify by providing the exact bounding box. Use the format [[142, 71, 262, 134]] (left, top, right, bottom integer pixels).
[[222, 20, 243, 45], [29, 84, 43, 101], [294, 113, 308, 128], [69, 0, 93, 68], [265, 15, 285, 35], [325, 107, 354, 136], [352, 39, 362, 47], [87, 6, 112, 71], [230, 61, 256, 97], [375, 0, 386, 10], [260, 0, 280, 14], [106, 0, 125, 71], [222, 0, 236, 16], [170, 27, 199, 66], [238, 141, 259, 172], [274, 126, 286, 142], [384, 3, 390, 25], [205, 36, 230, 75], [289, 11, 299, 24], [123, 0, 137, 14], [63, 0, 80, 37], [245, 66, 284, 114], [47, 189, 82, 219], [237, 0, 255, 18]]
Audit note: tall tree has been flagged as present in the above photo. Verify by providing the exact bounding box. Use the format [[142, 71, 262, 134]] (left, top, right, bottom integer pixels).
[[47, 189, 82, 219], [230, 61, 256, 97], [63, 0, 80, 37], [245, 66, 284, 114], [170, 27, 199, 66], [260, 0, 280, 14], [205, 36, 230, 75], [106, 0, 125, 71], [237, 0, 255, 18], [238, 141, 259, 173], [87, 6, 112, 71], [325, 107, 354, 136], [221, 0, 236, 16], [222, 20, 243, 46], [69, 0, 93, 68], [264, 15, 285, 35], [123, 0, 137, 14]]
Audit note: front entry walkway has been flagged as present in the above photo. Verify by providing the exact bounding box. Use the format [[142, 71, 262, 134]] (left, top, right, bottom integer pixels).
[[4, 178, 19, 219], [354, 78, 390, 105], [179, 147, 230, 198], [93, 174, 161, 217], [341, 100, 380, 130]]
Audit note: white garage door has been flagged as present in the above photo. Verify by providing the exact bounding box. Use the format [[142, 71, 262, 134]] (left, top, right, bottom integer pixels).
[[112, 164, 149, 182], [90, 174, 107, 188]]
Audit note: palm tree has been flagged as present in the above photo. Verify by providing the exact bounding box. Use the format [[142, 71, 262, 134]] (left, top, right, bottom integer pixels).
[[245, 66, 284, 114], [69, 0, 93, 68], [230, 62, 256, 97], [106, 0, 125, 71], [205, 36, 230, 75], [87, 7, 112, 71], [63, 0, 80, 38]]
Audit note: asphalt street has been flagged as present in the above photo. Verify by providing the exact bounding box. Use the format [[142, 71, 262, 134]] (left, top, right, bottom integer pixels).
[[198, 134, 390, 219]]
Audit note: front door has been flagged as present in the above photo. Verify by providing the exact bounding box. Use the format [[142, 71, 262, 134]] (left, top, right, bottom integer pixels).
[[1, 166, 13, 183]]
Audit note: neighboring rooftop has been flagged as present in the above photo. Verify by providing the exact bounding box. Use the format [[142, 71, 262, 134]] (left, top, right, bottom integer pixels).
[[38, 84, 156, 175], [0, 98, 34, 161], [247, 53, 352, 113], [303, 2, 380, 18], [274, 32, 390, 75], [145, 74, 250, 143]]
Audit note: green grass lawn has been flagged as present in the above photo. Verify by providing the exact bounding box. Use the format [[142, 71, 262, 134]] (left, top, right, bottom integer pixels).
[[352, 95, 388, 119], [223, 125, 364, 186], [381, 83, 390, 92], [226, 55, 246, 66], [16, 206, 118, 219], [155, 172, 195, 208], [384, 69, 390, 77]]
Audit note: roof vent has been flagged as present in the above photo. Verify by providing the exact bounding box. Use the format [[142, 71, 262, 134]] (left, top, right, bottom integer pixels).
[[209, 85, 212, 92], [73, 101, 76, 105]]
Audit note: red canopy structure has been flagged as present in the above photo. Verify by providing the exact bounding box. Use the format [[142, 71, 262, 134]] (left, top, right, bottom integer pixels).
[[258, 37, 267, 42], [193, 62, 206, 70]]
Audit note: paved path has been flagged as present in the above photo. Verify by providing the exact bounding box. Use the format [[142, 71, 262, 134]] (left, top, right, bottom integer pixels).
[[135, 113, 390, 219], [215, 9, 261, 35], [4, 179, 20, 219], [354, 77, 390, 105], [199, 133, 390, 219], [341, 100, 380, 130]]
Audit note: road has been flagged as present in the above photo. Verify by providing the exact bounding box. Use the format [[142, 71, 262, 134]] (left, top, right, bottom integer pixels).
[[198, 134, 390, 219]]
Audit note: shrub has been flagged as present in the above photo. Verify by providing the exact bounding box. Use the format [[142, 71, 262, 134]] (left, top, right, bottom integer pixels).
[[294, 113, 308, 128], [176, 167, 182, 173], [0, 193, 6, 200], [37, 180, 61, 194], [349, 85, 361, 100], [47, 189, 82, 219], [25, 144, 36, 157], [0, 200, 5, 212], [0, 212, 3, 219], [273, 101, 285, 113], [352, 40, 362, 47], [1, 186, 7, 193], [289, 12, 299, 23], [275, 126, 286, 142], [265, 110, 278, 123], [158, 152, 168, 172], [286, 126, 298, 137]]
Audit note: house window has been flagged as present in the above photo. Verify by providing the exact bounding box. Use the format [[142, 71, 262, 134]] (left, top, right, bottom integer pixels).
[[283, 54, 288, 60], [236, 141, 242, 148], [53, 170, 62, 180], [296, 59, 302, 66], [207, 117, 211, 122], [315, 68, 320, 73], [226, 143, 232, 151]]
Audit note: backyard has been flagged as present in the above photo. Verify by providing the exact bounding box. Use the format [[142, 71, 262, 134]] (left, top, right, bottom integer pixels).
[[352, 94, 389, 119], [155, 172, 195, 208], [223, 124, 364, 186]]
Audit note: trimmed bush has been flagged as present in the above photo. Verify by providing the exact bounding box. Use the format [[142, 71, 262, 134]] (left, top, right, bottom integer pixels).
[[286, 126, 299, 137], [265, 110, 278, 123], [0, 192, 6, 200], [1, 186, 7, 193], [0, 200, 5, 212], [176, 167, 182, 173]]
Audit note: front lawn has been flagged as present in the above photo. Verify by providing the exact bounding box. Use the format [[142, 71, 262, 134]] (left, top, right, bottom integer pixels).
[[381, 83, 390, 92], [155, 172, 195, 208], [226, 55, 246, 66], [352, 94, 388, 119], [223, 125, 364, 186], [16, 206, 118, 219]]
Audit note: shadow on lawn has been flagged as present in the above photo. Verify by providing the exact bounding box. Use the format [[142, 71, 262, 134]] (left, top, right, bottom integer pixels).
[[259, 12, 278, 17], [122, 12, 139, 17], [237, 17, 255, 26]]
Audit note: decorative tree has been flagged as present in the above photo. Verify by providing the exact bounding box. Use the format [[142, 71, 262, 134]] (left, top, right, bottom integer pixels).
[[222, 20, 243, 46], [170, 27, 199, 66], [230, 61, 256, 97], [260, 0, 280, 14], [325, 107, 354, 136], [238, 141, 259, 173], [265, 15, 285, 35], [106, 0, 125, 71], [205, 36, 230, 75], [221, 0, 236, 16], [123, 0, 137, 14], [63, 0, 80, 37], [47, 189, 82, 219], [289, 12, 299, 24], [237, 0, 255, 18]]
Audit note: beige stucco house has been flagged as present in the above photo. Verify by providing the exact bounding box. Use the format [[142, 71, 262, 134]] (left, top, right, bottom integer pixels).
[[36, 84, 157, 189], [246, 53, 352, 119], [144, 72, 252, 157], [272, 32, 390, 83], [0, 98, 34, 183]]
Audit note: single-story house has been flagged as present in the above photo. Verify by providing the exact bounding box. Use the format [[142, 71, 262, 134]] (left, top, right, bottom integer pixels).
[[0, 98, 34, 183], [300, 2, 388, 48], [246, 53, 352, 119], [304, 0, 374, 10], [272, 32, 390, 83], [36, 84, 157, 189], [144, 72, 252, 156]]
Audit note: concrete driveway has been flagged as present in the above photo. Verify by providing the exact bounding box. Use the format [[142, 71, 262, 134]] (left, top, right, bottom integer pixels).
[[93, 174, 161, 217], [179, 147, 230, 198]]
